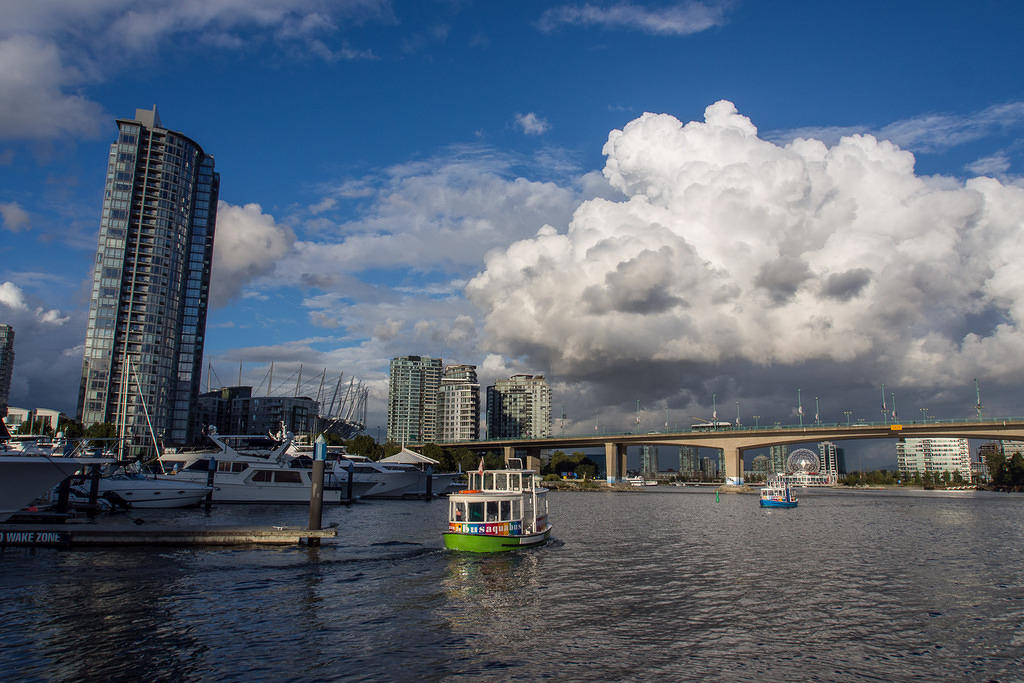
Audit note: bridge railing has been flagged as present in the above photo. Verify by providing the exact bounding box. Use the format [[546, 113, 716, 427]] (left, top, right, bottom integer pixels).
[[425, 415, 1024, 445]]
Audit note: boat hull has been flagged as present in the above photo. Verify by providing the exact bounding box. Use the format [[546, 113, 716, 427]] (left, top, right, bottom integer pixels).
[[1, 456, 110, 521], [443, 525, 551, 552], [760, 500, 798, 508]]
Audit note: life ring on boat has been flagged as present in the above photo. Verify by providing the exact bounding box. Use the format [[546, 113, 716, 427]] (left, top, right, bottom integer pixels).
[[458, 489, 480, 494]]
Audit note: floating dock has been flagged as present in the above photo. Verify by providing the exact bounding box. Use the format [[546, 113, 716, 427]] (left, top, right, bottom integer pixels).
[[0, 522, 337, 548]]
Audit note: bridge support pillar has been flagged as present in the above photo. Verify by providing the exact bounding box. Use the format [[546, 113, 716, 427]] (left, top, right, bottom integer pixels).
[[723, 445, 744, 486], [503, 446, 514, 465], [524, 447, 542, 474], [604, 442, 627, 484]]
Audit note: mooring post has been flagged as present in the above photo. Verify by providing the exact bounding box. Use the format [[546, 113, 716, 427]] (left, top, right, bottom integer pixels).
[[308, 435, 326, 546], [204, 456, 216, 511], [56, 477, 71, 513], [346, 459, 354, 502], [425, 464, 433, 501], [87, 464, 101, 516]]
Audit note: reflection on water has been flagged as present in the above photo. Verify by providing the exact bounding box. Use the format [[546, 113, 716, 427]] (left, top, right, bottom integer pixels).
[[1, 490, 1023, 680]]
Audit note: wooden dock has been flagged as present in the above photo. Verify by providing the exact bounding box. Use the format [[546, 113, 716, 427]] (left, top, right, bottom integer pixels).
[[0, 522, 337, 548]]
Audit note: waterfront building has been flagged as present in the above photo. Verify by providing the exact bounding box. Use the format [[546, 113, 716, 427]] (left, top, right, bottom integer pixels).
[[0, 323, 12, 417], [77, 106, 219, 453], [195, 386, 319, 436], [977, 442, 1001, 483], [1, 406, 66, 434], [769, 444, 788, 474], [896, 437, 971, 479], [678, 445, 699, 477], [818, 441, 841, 478], [1001, 440, 1024, 458], [640, 444, 659, 476], [436, 363, 480, 441], [752, 454, 770, 473], [700, 455, 718, 478], [387, 355, 443, 443], [1, 406, 28, 432], [486, 374, 551, 439]]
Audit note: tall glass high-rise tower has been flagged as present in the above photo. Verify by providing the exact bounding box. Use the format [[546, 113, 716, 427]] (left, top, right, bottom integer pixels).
[[486, 374, 551, 439], [77, 107, 219, 453], [387, 355, 443, 444], [436, 363, 480, 441], [0, 324, 13, 418]]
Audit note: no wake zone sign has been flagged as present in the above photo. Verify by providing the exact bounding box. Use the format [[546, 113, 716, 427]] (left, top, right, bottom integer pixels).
[[1, 530, 71, 547]]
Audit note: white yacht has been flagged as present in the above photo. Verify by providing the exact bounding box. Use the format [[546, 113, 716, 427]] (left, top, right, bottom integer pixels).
[[286, 443, 420, 499], [376, 448, 463, 497], [156, 428, 376, 504]]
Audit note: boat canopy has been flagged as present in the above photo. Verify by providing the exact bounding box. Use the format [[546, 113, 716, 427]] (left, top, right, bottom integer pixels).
[[379, 448, 439, 466]]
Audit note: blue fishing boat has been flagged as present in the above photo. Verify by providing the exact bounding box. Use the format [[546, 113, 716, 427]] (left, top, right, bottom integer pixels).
[[760, 477, 798, 508]]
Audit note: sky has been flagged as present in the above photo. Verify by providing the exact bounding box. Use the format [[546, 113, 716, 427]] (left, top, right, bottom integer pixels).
[[1, 1, 1023, 469]]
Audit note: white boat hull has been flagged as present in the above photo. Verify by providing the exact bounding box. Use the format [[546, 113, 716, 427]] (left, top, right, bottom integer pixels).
[[156, 470, 375, 504], [93, 476, 212, 508], [1, 456, 108, 521]]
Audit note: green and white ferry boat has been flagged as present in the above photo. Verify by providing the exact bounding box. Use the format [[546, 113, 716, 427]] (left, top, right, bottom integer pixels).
[[443, 460, 552, 552]]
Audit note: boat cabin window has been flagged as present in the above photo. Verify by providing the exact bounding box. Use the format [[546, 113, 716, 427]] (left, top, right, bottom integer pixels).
[[250, 470, 303, 483], [483, 472, 495, 490], [451, 501, 466, 521], [494, 473, 508, 491], [468, 502, 484, 522], [509, 473, 522, 491], [485, 501, 499, 521], [500, 500, 511, 520], [512, 499, 521, 519], [217, 461, 248, 473]]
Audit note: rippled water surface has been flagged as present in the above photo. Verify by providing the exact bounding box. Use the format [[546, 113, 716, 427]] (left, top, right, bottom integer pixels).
[[2, 488, 1024, 681]]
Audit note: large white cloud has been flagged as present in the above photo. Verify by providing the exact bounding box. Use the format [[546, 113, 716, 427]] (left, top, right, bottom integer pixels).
[[0, 35, 106, 140], [466, 101, 1024, 399], [0, 1, 391, 140], [210, 202, 295, 306]]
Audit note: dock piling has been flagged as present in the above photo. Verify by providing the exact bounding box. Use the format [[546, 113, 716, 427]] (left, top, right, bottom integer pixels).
[[307, 435, 327, 546], [204, 456, 216, 511]]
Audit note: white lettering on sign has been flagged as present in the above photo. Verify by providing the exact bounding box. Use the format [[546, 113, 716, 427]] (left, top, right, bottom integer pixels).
[[2, 531, 68, 545]]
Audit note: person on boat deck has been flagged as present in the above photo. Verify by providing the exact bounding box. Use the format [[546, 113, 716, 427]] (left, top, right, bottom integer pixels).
[[455, 507, 463, 521]]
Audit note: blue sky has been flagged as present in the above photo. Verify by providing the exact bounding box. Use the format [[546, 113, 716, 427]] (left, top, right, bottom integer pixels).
[[2, 1, 1023, 467]]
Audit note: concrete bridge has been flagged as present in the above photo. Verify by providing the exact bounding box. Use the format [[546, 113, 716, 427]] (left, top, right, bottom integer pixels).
[[416, 418, 1024, 485]]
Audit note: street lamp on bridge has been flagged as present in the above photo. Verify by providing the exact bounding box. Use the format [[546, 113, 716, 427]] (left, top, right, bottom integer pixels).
[[843, 410, 852, 426]]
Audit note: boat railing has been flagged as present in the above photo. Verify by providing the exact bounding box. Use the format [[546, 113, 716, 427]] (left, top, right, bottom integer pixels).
[[465, 469, 544, 494]]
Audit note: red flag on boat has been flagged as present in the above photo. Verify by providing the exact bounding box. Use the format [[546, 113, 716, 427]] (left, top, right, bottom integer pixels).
[[477, 457, 485, 476]]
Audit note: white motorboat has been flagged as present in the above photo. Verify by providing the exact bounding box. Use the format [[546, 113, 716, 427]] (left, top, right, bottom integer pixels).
[[57, 464, 213, 509], [377, 448, 462, 498], [156, 428, 376, 504]]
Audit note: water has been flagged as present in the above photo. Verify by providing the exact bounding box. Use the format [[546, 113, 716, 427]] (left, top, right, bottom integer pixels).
[[2, 488, 1024, 681]]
